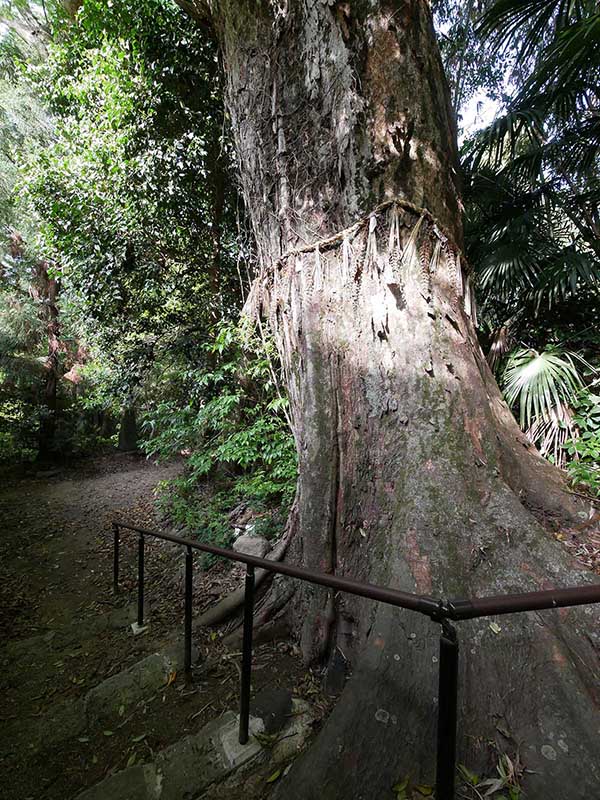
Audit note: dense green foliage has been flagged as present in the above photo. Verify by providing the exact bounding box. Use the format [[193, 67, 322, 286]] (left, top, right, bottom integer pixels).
[[1, 0, 599, 519], [564, 389, 600, 496], [23, 0, 242, 401], [435, 0, 600, 495], [28, 0, 238, 320], [0, 0, 295, 545], [499, 347, 594, 465], [144, 321, 297, 554]]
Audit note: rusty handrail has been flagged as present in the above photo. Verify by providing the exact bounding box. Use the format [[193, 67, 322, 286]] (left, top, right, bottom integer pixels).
[[112, 518, 600, 619], [111, 518, 600, 800]]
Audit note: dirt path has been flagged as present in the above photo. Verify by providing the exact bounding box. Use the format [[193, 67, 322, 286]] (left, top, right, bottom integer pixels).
[[0, 454, 179, 641], [0, 454, 308, 800]]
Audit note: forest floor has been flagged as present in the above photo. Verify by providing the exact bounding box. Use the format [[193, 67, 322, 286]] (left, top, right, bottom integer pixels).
[[2, 454, 598, 800], [0, 453, 319, 800]]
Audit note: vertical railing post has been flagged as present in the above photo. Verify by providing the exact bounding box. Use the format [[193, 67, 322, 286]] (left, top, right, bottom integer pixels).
[[436, 620, 459, 800], [137, 532, 145, 628], [239, 564, 255, 745], [112, 522, 120, 595], [184, 545, 193, 684]]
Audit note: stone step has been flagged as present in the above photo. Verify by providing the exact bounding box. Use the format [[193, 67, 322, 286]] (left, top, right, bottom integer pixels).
[[75, 711, 263, 800], [2, 603, 139, 662], [2, 644, 192, 752], [84, 651, 178, 727], [75, 692, 315, 800]]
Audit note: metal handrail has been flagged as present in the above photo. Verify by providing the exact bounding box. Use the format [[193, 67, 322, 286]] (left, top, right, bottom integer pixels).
[[110, 518, 600, 800], [112, 520, 440, 615]]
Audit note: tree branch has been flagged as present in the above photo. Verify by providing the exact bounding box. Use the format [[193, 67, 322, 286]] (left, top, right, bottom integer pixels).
[[174, 0, 212, 28]]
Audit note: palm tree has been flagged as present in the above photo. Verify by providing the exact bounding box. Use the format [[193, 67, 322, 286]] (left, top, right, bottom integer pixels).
[[460, 0, 600, 381], [500, 347, 592, 464], [457, 1, 600, 472], [464, 0, 600, 260]]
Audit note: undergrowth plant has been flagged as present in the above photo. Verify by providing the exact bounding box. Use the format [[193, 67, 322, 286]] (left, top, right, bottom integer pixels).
[[499, 347, 600, 486], [500, 347, 586, 465], [142, 320, 297, 558], [564, 389, 600, 497]]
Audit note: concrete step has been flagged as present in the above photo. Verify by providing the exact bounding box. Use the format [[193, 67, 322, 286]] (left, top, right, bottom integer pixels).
[[75, 711, 263, 800], [2, 603, 139, 662], [75, 693, 316, 800], [2, 643, 192, 752]]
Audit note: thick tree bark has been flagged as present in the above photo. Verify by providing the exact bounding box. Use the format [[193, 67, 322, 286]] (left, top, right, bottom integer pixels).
[[208, 141, 226, 301], [188, 2, 600, 797]]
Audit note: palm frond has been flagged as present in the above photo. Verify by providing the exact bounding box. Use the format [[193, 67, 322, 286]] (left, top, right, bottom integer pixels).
[[478, 0, 594, 63], [527, 402, 575, 465], [462, 109, 545, 173], [515, 12, 600, 114], [531, 247, 600, 309], [502, 347, 587, 431], [465, 7, 600, 189], [478, 244, 546, 300]]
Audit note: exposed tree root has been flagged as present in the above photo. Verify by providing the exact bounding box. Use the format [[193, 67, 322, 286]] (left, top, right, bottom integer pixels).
[[223, 595, 293, 648], [193, 509, 296, 630]]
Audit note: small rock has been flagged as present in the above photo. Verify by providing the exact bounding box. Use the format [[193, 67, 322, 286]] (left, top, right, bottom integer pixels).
[[541, 744, 557, 761], [232, 534, 269, 559], [250, 688, 292, 734], [228, 503, 253, 526]]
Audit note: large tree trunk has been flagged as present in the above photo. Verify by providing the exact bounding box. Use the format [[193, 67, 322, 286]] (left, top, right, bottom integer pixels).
[[187, 2, 600, 797]]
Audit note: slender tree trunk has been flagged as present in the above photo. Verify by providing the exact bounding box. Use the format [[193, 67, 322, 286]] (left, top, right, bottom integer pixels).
[[209, 143, 226, 301], [36, 260, 60, 461], [117, 405, 138, 452], [185, 2, 600, 797]]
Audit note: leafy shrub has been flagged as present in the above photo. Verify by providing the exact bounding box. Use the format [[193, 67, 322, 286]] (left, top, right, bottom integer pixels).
[[142, 320, 297, 554], [0, 399, 38, 463], [499, 348, 600, 495], [564, 390, 600, 497], [501, 347, 594, 465]]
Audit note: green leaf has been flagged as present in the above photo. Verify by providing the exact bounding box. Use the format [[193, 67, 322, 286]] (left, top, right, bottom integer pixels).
[[500, 348, 596, 466], [392, 777, 410, 798], [458, 764, 480, 786], [415, 785, 434, 796], [266, 769, 282, 784]]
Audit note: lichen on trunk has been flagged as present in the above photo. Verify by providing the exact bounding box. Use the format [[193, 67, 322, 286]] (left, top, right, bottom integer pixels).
[[181, 1, 600, 796]]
